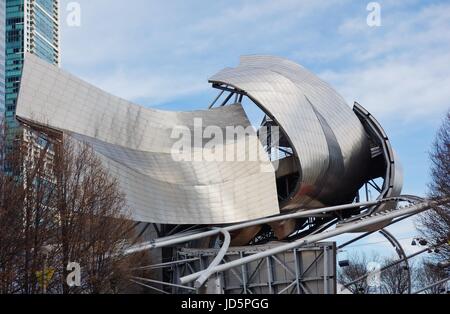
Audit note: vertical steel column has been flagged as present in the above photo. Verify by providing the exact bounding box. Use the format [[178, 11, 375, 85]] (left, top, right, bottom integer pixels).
[[240, 252, 248, 294], [293, 249, 301, 294], [323, 246, 329, 294], [266, 257, 273, 294], [174, 253, 181, 294]]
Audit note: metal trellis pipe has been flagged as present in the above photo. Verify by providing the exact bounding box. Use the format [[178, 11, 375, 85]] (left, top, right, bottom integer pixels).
[[179, 200, 432, 285]]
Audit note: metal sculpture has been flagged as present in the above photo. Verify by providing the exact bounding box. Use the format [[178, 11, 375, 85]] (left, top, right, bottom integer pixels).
[[14, 53, 437, 294]]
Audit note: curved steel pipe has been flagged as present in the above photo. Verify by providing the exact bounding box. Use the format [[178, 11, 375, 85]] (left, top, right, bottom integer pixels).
[[126, 197, 414, 255], [193, 228, 231, 289], [378, 229, 412, 294], [179, 200, 432, 285]]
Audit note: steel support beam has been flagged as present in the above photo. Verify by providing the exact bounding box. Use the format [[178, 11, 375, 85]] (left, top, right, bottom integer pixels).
[[126, 197, 417, 255], [412, 277, 450, 294], [178, 200, 433, 284]]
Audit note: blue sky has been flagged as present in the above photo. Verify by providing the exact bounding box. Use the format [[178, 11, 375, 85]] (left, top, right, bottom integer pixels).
[[59, 0, 449, 258]]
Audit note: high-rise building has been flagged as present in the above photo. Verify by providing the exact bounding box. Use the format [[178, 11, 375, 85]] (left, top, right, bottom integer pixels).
[[0, 1, 5, 117], [4, 0, 60, 138]]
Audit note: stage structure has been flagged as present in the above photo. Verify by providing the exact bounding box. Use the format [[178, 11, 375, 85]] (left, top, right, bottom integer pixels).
[[15, 53, 439, 294], [171, 242, 336, 294]]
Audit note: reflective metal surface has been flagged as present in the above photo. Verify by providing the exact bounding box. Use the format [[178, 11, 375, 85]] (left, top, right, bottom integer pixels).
[[209, 55, 372, 210], [16, 53, 279, 224], [16, 53, 403, 233]]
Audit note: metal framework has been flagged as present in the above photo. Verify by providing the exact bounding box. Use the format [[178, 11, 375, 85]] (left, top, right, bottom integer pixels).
[[128, 197, 443, 294], [171, 242, 336, 294], [16, 54, 406, 240], [13, 53, 442, 294]]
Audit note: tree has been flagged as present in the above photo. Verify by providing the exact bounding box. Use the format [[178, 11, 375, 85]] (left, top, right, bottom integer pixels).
[[337, 252, 376, 294], [0, 122, 149, 294], [0, 123, 54, 293], [338, 252, 416, 294], [418, 111, 450, 265], [380, 257, 410, 294], [415, 260, 448, 294], [50, 134, 147, 294]]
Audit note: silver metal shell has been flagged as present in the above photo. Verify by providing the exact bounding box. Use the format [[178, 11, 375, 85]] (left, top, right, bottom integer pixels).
[[16, 53, 280, 224], [210, 55, 373, 209], [16, 53, 403, 229]]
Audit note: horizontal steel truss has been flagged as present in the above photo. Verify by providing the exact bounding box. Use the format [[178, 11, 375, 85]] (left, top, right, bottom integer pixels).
[[172, 243, 336, 294], [128, 197, 446, 293]]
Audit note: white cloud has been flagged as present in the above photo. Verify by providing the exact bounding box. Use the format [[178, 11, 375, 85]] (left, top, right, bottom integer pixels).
[[83, 69, 209, 106], [322, 2, 450, 123], [321, 53, 450, 122], [59, 1, 450, 119], [59, 0, 350, 106]]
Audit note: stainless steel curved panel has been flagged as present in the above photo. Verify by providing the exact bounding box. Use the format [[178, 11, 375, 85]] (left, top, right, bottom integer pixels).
[[16, 53, 280, 224], [210, 55, 371, 209], [353, 102, 403, 213], [16, 53, 403, 231]]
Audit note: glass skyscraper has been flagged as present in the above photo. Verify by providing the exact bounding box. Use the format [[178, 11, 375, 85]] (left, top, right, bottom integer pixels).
[[0, 0, 5, 118], [4, 0, 60, 139]]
